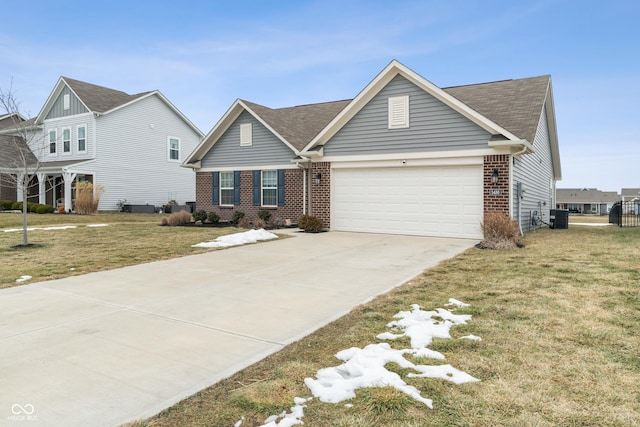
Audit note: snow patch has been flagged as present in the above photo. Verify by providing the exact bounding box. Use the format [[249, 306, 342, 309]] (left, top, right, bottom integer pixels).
[[192, 229, 278, 248], [15, 275, 32, 283], [4, 226, 77, 233], [256, 397, 311, 427]]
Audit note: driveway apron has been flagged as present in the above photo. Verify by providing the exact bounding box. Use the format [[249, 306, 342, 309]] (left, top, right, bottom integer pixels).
[[0, 231, 476, 427]]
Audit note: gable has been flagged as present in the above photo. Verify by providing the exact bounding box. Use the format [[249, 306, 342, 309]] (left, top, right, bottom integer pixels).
[[200, 111, 295, 168], [323, 75, 491, 156], [45, 85, 89, 120]]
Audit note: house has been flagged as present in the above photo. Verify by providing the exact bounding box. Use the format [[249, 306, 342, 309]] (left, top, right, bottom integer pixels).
[[184, 60, 561, 239], [556, 188, 619, 214], [620, 188, 640, 214], [0, 78, 203, 211]]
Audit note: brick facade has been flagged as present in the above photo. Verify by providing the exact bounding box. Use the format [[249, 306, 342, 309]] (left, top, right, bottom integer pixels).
[[195, 169, 305, 224], [484, 154, 510, 214], [310, 162, 331, 228]]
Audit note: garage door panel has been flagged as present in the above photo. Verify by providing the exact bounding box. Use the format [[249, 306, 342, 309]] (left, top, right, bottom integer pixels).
[[332, 166, 483, 239]]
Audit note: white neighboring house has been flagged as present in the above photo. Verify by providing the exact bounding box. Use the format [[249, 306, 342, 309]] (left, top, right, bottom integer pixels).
[[2, 77, 203, 211]]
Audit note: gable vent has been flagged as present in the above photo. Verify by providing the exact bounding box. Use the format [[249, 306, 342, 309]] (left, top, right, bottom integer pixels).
[[388, 95, 409, 129], [240, 123, 252, 146]]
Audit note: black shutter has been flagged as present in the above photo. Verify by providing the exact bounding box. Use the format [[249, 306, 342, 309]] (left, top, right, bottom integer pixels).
[[277, 169, 285, 206], [233, 171, 241, 205], [212, 172, 219, 205]]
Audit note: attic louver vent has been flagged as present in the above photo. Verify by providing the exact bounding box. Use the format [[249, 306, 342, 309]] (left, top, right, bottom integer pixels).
[[388, 95, 409, 129], [240, 123, 252, 146]]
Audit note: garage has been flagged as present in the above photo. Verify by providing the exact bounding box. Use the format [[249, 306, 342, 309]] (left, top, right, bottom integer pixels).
[[332, 165, 483, 239]]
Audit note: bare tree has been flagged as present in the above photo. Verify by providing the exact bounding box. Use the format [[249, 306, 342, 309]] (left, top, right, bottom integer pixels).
[[0, 84, 48, 246]]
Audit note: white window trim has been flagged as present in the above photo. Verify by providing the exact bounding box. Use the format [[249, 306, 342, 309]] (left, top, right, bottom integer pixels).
[[388, 95, 409, 129], [61, 126, 72, 155], [48, 129, 58, 156], [220, 171, 234, 206], [76, 124, 87, 153], [240, 123, 252, 146], [167, 136, 180, 162], [261, 170, 277, 207]]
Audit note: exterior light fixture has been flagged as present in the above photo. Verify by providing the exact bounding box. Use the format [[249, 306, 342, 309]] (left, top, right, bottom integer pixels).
[[491, 169, 499, 185]]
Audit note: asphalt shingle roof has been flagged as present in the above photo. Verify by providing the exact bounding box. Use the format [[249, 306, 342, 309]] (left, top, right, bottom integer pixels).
[[62, 77, 151, 113], [443, 75, 551, 143], [241, 99, 352, 151], [0, 134, 38, 168]]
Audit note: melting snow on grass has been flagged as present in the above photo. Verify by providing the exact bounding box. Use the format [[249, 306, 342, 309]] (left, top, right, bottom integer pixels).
[[192, 229, 278, 248], [242, 300, 480, 426], [4, 225, 77, 233], [15, 275, 32, 283]]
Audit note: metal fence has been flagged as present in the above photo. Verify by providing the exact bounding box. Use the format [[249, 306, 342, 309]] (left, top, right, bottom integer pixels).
[[609, 201, 640, 227]]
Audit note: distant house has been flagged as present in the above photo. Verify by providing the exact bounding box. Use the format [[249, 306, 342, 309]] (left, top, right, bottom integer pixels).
[[0, 78, 203, 211], [620, 188, 640, 214], [556, 188, 619, 215], [185, 60, 561, 238]]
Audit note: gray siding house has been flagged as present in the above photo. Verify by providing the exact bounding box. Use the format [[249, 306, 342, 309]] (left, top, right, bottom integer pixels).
[[0, 77, 203, 211], [185, 60, 561, 239]]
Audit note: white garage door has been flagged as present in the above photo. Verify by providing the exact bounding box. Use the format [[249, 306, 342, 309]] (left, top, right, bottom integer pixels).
[[332, 166, 483, 238]]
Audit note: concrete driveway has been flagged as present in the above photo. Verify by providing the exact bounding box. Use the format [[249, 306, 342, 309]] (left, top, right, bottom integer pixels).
[[0, 231, 476, 427]]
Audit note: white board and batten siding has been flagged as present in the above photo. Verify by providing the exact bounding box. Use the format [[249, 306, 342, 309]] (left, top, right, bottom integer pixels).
[[513, 107, 555, 232], [325, 74, 489, 239], [93, 94, 201, 210]]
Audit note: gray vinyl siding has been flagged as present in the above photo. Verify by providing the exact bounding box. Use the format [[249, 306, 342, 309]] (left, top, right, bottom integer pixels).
[[324, 75, 491, 156], [45, 86, 89, 119], [89, 94, 200, 210], [513, 105, 554, 232], [201, 111, 295, 168]]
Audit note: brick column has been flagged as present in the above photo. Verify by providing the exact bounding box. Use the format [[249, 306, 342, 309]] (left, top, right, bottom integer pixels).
[[310, 162, 331, 228], [484, 155, 510, 214]]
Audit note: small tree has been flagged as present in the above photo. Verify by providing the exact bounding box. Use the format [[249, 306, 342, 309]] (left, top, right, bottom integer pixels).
[[0, 83, 49, 246]]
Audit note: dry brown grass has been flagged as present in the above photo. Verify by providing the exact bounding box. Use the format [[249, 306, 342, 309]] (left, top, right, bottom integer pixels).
[[0, 212, 240, 288], [131, 224, 640, 427]]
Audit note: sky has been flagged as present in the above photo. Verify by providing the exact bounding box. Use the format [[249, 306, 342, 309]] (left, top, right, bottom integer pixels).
[[1, 0, 638, 191]]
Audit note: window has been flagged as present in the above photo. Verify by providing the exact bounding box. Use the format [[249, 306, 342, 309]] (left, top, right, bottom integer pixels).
[[77, 125, 86, 152], [63, 94, 70, 110], [388, 95, 409, 129], [62, 127, 71, 153], [262, 170, 277, 206], [220, 171, 234, 205], [240, 123, 252, 146], [49, 129, 57, 154], [168, 137, 180, 161]]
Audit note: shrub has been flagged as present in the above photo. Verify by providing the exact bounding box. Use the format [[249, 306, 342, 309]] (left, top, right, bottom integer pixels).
[[75, 182, 104, 215], [258, 209, 272, 223], [232, 210, 245, 224], [253, 218, 266, 229], [0, 200, 13, 210], [36, 204, 55, 214], [237, 216, 250, 229], [298, 214, 311, 230], [166, 210, 192, 226], [12, 201, 22, 210], [192, 210, 208, 223], [300, 215, 323, 233], [207, 212, 220, 224], [479, 212, 520, 249]]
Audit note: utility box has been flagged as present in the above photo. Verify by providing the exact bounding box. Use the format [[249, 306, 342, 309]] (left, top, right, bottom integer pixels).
[[550, 209, 569, 229]]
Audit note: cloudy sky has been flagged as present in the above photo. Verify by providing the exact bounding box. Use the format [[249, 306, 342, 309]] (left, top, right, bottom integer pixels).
[[1, 0, 637, 191]]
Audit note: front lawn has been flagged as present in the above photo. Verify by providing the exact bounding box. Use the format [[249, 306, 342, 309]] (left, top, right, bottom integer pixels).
[[0, 212, 240, 288], [130, 223, 640, 426]]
